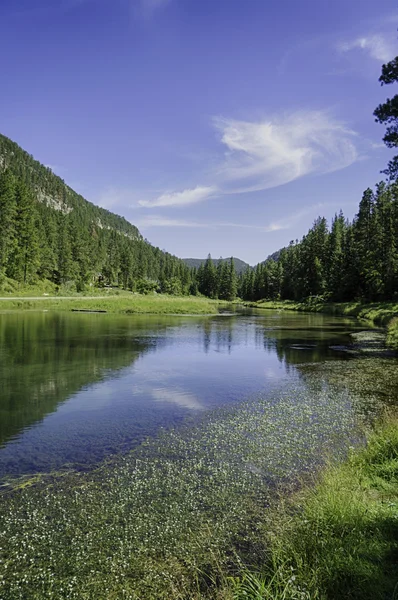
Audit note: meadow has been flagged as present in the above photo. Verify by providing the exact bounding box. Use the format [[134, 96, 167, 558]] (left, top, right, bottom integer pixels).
[[0, 293, 222, 315]]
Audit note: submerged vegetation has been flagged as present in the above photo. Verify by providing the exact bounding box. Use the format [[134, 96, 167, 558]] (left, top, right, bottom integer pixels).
[[1, 362, 396, 599]]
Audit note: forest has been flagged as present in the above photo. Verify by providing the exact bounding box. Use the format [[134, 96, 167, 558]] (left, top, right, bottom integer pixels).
[[0, 55, 398, 304], [239, 184, 398, 303], [1, 139, 398, 305]]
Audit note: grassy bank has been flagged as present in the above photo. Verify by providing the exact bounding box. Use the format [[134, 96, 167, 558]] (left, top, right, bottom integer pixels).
[[0, 294, 222, 315], [246, 299, 398, 349], [230, 415, 398, 600]]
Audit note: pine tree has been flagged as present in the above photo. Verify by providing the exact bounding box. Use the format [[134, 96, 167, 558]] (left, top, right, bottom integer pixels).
[[200, 255, 218, 298], [0, 170, 17, 280], [7, 181, 39, 284], [57, 217, 75, 285], [327, 211, 346, 300]]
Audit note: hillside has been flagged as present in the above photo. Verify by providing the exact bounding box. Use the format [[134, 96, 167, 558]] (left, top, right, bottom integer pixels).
[[0, 134, 141, 239], [0, 134, 193, 293], [183, 256, 251, 274]]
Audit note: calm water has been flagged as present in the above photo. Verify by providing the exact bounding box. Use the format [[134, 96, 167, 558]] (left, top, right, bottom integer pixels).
[[0, 308, 395, 478]]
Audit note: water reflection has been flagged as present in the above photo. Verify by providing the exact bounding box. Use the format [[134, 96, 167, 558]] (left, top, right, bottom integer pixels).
[[0, 309, 394, 479]]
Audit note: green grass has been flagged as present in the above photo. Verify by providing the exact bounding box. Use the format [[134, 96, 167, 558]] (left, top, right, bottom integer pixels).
[[229, 416, 398, 600], [387, 317, 398, 349], [0, 294, 222, 315]]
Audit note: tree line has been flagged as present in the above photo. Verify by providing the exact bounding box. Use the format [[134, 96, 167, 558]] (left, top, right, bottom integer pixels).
[[1, 159, 397, 303], [239, 183, 398, 302]]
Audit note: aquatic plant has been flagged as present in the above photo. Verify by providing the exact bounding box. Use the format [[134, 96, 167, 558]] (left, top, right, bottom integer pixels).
[[0, 375, 381, 599]]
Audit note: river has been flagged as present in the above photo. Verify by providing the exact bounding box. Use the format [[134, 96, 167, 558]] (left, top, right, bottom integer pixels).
[[1, 308, 397, 480]]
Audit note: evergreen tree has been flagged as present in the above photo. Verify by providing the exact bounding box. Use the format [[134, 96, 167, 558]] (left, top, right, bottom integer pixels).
[[7, 181, 39, 284], [57, 217, 75, 285], [373, 56, 398, 180], [0, 170, 17, 280]]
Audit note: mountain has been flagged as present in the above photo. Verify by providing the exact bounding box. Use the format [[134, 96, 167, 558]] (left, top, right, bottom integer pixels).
[[263, 248, 284, 263], [0, 133, 193, 292], [183, 257, 251, 274], [0, 134, 141, 240]]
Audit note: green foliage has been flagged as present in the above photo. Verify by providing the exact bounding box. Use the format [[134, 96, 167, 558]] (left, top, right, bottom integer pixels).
[[0, 170, 17, 280], [239, 182, 398, 304], [183, 256, 251, 275], [0, 134, 196, 295], [374, 55, 398, 179], [229, 417, 398, 600]]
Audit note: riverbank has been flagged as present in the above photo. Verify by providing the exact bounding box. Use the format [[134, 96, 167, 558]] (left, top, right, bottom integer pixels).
[[229, 415, 398, 600], [0, 294, 222, 315], [245, 299, 398, 349]]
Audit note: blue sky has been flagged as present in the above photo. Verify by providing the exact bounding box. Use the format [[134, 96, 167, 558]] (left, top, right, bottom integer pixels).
[[1, 0, 397, 264]]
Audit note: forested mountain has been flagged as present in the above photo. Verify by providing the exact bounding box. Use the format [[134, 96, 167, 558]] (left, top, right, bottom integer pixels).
[[0, 134, 194, 294], [0, 134, 140, 239], [264, 249, 283, 263], [183, 257, 250, 274]]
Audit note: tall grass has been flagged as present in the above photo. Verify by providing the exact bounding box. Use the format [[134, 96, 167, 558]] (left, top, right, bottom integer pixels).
[[229, 416, 398, 600], [387, 317, 398, 349]]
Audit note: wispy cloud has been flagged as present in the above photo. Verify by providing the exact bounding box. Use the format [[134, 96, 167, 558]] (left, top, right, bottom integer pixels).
[[137, 110, 360, 209], [338, 33, 396, 62], [136, 216, 209, 228], [138, 185, 218, 208], [213, 111, 358, 194]]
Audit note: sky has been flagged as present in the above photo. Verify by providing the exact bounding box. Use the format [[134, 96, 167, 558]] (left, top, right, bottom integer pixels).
[[0, 0, 397, 265]]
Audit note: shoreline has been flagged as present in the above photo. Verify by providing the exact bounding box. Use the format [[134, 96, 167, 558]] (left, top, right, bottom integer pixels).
[[243, 299, 398, 349]]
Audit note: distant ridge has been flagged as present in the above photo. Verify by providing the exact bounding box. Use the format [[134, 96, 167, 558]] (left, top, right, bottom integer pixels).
[[183, 257, 251, 274]]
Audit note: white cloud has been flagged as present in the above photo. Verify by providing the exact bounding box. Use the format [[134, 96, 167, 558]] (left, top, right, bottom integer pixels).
[[136, 215, 282, 231], [213, 111, 358, 193], [339, 34, 396, 62], [138, 185, 218, 208], [137, 110, 359, 209]]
